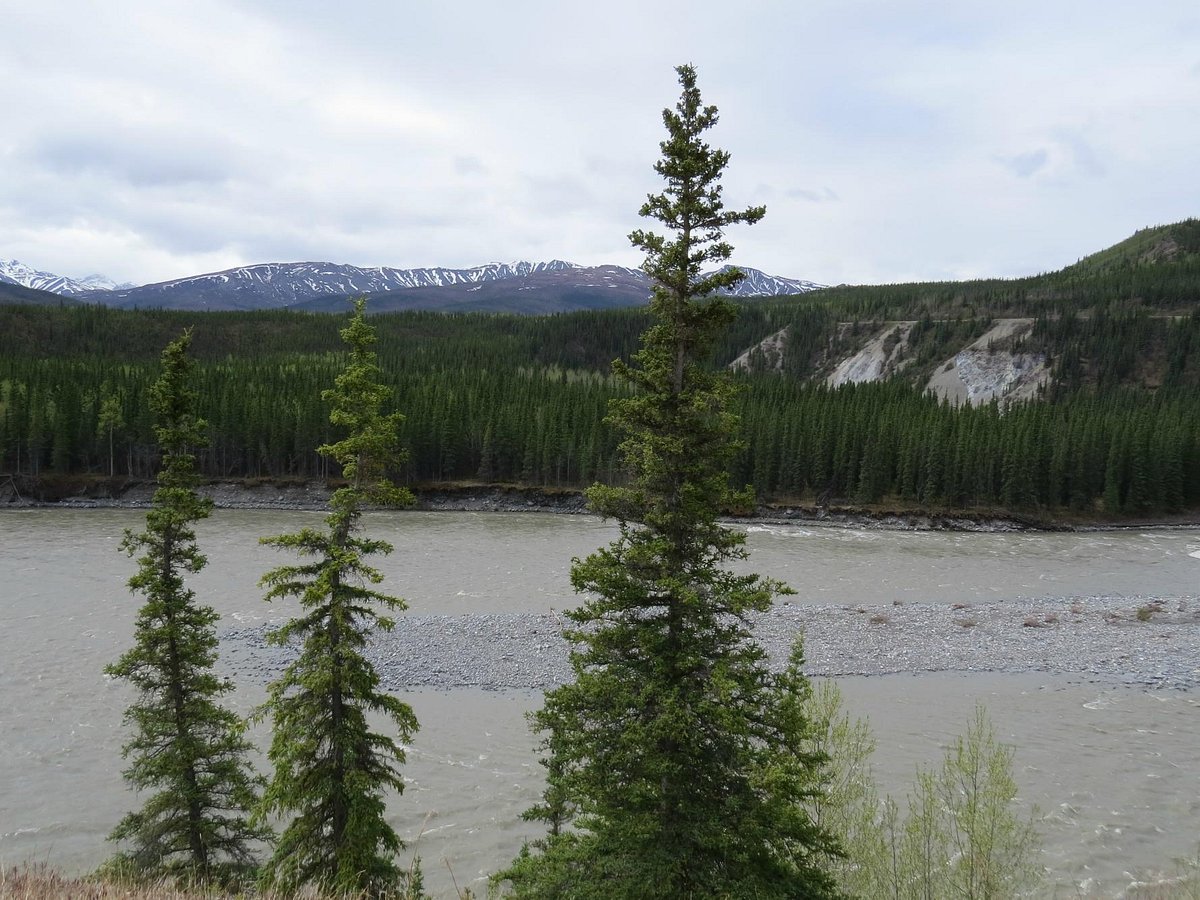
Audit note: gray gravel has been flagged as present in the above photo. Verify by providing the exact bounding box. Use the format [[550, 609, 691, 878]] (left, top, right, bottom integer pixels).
[[221, 594, 1200, 692]]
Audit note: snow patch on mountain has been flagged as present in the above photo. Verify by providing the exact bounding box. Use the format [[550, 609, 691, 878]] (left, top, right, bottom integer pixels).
[[0, 259, 133, 296], [5, 254, 822, 313], [712, 265, 824, 297], [80, 259, 819, 311], [96, 260, 605, 306]]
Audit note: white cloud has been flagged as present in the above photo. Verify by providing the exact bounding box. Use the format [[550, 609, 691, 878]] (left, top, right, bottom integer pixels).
[[2, 0, 1198, 286]]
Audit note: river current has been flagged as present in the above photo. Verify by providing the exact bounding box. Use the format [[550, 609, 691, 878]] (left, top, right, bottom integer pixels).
[[1, 509, 1198, 896]]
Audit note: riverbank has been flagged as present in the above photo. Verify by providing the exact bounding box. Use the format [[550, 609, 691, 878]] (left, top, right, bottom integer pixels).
[[6, 474, 1199, 532], [221, 593, 1200, 693]]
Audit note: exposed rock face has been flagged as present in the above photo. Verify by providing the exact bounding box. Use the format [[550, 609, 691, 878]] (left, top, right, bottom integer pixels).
[[729, 326, 791, 373], [729, 317, 1050, 406], [925, 319, 1049, 405], [826, 321, 915, 386]]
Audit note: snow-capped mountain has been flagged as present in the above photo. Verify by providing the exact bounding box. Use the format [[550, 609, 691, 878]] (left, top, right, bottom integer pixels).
[[85, 259, 631, 310], [0, 258, 133, 296], [85, 260, 822, 313], [289, 262, 657, 315], [714, 266, 824, 297], [5, 255, 823, 314]]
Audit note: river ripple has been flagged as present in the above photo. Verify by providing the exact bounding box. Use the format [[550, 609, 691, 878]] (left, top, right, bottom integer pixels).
[[1, 508, 1198, 897]]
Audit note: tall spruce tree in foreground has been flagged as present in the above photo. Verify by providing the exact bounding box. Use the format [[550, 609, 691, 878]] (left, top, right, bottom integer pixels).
[[500, 65, 841, 899], [256, 298, 420, 897], [107, 330, 268, 884]]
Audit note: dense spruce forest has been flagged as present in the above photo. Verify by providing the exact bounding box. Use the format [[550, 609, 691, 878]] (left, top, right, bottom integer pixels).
[[2, 220, 1200, 519]]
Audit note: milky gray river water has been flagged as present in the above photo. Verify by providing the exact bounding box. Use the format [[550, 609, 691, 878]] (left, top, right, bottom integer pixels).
[[1, 509, 1198, 896]]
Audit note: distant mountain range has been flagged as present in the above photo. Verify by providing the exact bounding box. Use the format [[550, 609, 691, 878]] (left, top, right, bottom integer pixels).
[[0, 258, 824, 314], [0, 258, 134, 296]]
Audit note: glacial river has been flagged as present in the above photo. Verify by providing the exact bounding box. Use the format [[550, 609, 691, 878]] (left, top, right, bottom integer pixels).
[[1, 509, 1198, 896]]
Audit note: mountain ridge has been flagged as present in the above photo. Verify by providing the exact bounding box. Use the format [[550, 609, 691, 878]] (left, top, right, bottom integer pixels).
[[0, 258, 134, 295], [1061, 219, 1200, 277], [1, 257, 823, 314], [6, 219, 1195, 314]]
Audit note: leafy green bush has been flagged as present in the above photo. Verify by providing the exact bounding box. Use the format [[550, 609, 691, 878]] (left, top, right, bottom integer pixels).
[[806, 682, 1042, 899]]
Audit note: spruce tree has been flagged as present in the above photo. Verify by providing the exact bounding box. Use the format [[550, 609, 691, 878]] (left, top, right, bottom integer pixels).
[[107, 330, 268, 884], [256, 298, 420, 897], [97, 384, 125, 478], [500, 65, 840, 899]]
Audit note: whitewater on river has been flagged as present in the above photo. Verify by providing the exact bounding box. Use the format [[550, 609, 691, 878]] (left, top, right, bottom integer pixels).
[[1, 508, 1198, 897]]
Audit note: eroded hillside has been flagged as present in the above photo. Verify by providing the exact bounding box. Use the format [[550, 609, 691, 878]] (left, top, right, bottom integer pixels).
[[730, 317, 1049, 404]]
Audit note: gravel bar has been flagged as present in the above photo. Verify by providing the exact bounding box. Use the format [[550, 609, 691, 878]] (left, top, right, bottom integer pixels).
[[221, 594, 1200, 692]]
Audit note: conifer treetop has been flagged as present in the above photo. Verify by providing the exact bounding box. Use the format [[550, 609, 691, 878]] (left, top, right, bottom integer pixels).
[[321, 297, 413, 510], [631, 63, 766, 301], [150, 329, 208, 492]]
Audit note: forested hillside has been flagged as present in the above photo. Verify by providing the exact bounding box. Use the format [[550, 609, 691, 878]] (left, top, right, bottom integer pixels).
[[0, 280, 74, 307], [733, 219, 1200, 390], [2, 221, 1199, 520]]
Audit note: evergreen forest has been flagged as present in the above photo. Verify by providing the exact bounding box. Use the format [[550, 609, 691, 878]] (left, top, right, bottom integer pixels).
[[2, 219, 1200, 521]]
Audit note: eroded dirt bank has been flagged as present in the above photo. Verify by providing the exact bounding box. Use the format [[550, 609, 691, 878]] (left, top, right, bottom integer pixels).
[[4, 475, 1198, 532]]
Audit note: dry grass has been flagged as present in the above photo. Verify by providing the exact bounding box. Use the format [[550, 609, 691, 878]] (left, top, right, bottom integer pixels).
[[0, 865, 434, 900], [0, 866, 214, 899]]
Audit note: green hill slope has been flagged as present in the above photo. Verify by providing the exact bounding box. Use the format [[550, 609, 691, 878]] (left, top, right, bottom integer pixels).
[[721, 220, 1200, 394], [1062, 219, 1200, 276]]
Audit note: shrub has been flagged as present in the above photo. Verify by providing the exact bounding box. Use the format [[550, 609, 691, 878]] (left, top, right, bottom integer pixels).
[[806, 685, 1043, 898]]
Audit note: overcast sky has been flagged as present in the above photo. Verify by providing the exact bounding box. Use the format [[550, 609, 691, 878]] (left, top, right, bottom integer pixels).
[[3, 0, 1199, 287]]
